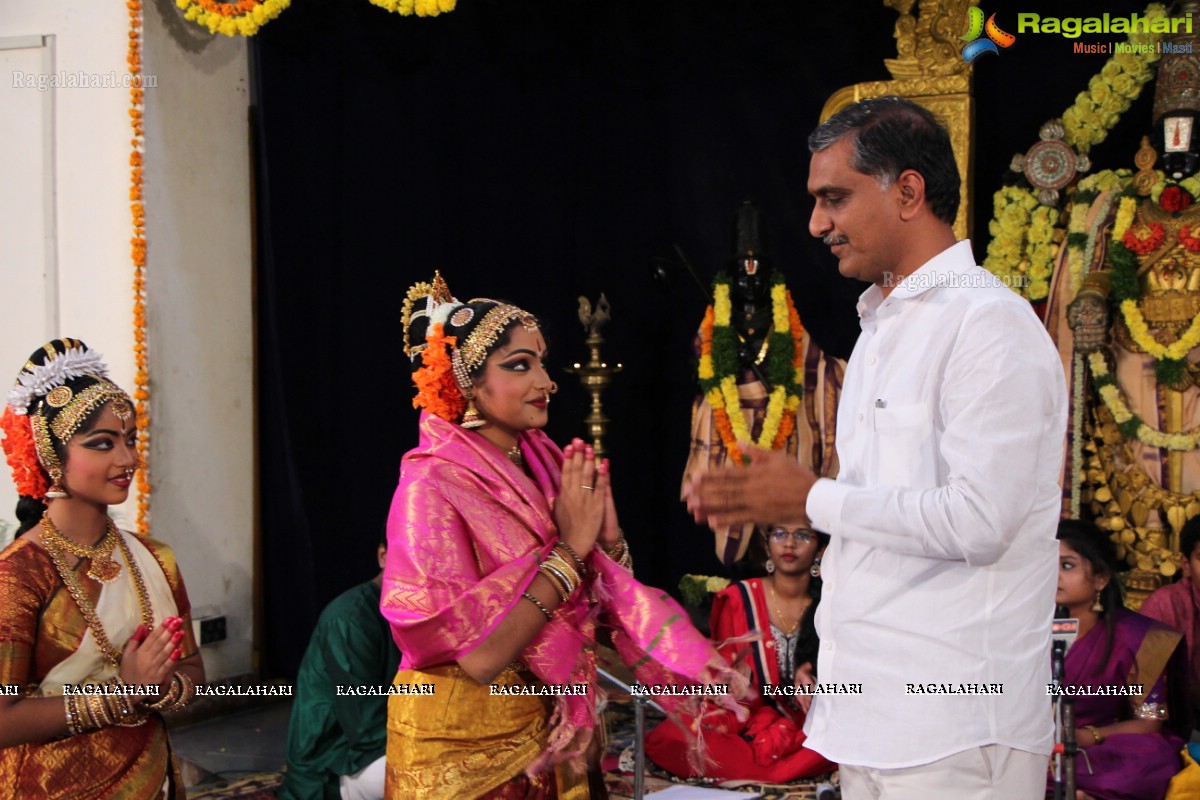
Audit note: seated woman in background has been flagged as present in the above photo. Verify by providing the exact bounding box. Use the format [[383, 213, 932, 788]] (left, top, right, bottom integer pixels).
[[1055, 520, 1189, 800], [646, 521, 834, 782], [0, 339, 204, 799], [1140, 515, 1200, 719], [382, 276, 745, 799]]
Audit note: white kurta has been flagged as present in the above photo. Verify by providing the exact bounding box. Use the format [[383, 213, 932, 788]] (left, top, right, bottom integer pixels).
[[804, 240, 1067, 768]]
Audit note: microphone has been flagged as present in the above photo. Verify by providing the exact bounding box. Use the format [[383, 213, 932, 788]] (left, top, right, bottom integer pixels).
[[1052, 617, 1080, 653], [1051, 608, 1079, 694]]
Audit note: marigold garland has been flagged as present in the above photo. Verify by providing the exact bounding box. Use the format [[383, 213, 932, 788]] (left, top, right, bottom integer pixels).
[[1088, 352, 1200, 451], [982, 186, 1060, 301], [412, 325, 467, 423], [129, 0, 151, 537], [0, 408, 49, 500], [368, 0, 456, 17], [175, 0, 290, 37], [699, 274, 804, 465], [1061, 4, 1167, 153]]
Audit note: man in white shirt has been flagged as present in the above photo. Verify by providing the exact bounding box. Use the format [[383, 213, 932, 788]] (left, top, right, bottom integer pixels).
[[686, 96, 1067, 798]]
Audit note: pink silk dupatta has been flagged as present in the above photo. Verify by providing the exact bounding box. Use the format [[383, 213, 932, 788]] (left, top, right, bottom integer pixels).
[[382, 413, 745, 772]]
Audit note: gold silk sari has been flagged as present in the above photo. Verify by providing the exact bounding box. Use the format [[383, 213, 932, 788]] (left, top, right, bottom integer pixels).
[[385, 665, 589, 800], [0, 533, 197, 799]]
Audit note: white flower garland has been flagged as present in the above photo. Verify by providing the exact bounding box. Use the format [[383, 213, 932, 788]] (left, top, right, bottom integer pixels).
[[6, 346, 110, 415]]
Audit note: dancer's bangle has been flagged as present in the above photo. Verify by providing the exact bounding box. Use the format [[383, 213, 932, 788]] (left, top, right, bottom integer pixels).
[[554, 542, 588, 576], [521, 591, 553, 621]]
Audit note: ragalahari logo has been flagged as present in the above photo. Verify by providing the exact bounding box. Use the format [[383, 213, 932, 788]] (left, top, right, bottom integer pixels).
[[961, 7, 1016, 62]]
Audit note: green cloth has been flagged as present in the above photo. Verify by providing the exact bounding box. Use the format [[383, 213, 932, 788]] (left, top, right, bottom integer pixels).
[[279, 580, 401, 800]]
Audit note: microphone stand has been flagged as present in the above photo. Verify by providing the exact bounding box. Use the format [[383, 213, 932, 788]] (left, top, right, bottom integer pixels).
[[597, 668, 666, 800], [1050, 638, 1076, 800]]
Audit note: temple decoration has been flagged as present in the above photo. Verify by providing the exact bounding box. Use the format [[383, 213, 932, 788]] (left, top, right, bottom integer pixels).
[[1153, 4, 1200, 181], [821, 0, 975, 240], [1041, 3, 1200, 601], [564, 294, 622, 460], [683, 203, 843, 566], [984, 3, 1169, 301], [1011, 120, 1092, 208]]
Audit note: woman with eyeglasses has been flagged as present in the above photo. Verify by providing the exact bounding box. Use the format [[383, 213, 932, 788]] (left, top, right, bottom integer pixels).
[[646, 521, 836, 782]]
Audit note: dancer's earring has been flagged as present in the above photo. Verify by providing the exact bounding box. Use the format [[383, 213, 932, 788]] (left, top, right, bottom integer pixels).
[[45, 467, 68, 499], [460, 398, 486, 429]]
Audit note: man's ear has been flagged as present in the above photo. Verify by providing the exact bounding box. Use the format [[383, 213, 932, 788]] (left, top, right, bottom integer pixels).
[[896, 169, 925, 221]]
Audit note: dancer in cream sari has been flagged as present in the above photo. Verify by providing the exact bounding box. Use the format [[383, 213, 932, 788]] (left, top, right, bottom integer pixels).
[[0, 339, 204, 799]]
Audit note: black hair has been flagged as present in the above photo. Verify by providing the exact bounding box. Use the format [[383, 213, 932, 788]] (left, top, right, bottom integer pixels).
[[756, 525, 829, 645], [406, 300, 531, 382], [8, 338, 116, 535], [1180, 515, 1200, 562], [808, 95, 960, 225], [1056, 519, 1124, 666], [15, 496, 47, 537]]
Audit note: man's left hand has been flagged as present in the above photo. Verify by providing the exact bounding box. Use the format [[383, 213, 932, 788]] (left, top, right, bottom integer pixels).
[[684, 448, 817, 528]]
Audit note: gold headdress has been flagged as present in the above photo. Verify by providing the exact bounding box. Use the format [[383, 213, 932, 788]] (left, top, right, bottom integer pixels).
[[2, 339, 133, 499], [401, 274, 538, 426]]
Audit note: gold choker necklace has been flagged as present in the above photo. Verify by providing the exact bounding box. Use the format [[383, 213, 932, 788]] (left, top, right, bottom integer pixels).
[[40, 514, 121, 582], [39, 513, 153, 667]]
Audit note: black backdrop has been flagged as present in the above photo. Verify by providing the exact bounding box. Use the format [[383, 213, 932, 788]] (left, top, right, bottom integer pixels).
[[252, 0, 1158, 678]]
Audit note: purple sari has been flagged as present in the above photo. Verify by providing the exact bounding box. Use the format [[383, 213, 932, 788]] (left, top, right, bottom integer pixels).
[[1057, 609, 1187, 800]]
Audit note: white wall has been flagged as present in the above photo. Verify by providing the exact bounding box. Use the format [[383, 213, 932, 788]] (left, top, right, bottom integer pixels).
[[0, 1, 256, 680], [142, 3, 254, 680], [0, 3, 139, 536]]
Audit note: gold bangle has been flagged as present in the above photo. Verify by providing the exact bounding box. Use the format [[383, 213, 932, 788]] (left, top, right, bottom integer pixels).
[[540, 560, 578, 595], [541, 552, 581, 588], [87, 693, 112, 728], [146, 673, 184, 712], [173, 673, 196, 711], [537, 565, 572, 602], [64, 693, 85, 736], [107, 677, 145, 724], [1085, 724, 1103, 746], [554, 542, 588, 575], [521, 591, 553, 621]]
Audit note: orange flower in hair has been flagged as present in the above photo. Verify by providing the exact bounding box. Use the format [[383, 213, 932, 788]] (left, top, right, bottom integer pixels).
[[0, 407, 49, 499], [412, 324, 468, 423]]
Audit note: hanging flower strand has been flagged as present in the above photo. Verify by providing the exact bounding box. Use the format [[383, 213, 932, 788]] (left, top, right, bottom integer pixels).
[[176, 0, 290, 37], [128, 0, 151, 536]]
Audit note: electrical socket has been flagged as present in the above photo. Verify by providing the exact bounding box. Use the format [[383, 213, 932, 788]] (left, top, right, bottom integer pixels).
[[198, 616, 227, 645]]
